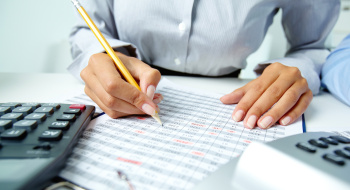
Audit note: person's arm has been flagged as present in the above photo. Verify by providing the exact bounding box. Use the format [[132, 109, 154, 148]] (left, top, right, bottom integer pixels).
[[68, 0, 140, 83], [254, 0, 340, 95], [221, 0, 340, 129], [322, 34, 350, 106], [68, 0, 162, 119]]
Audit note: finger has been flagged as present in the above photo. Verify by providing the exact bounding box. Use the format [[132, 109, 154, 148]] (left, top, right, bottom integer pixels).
[[84, 85, 143, 118], [119, 55, 162, 99], [256, 79, 309, 129], [220, 87, 246, 122], [232, 74, 277, 124], [153, 93, 163, 104], [90, 54, 158, 115], [279, 89, 312, 126], [85, 73, 145, 115], [245, 74, 297, 129], [220, 87, 246, 104]]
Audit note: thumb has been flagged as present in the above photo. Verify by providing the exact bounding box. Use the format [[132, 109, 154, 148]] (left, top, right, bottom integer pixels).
[[220, 88, 245, 104]]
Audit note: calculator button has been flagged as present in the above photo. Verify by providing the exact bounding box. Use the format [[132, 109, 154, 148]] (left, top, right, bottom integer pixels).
[[334, 149, 350, 159], [0, 113, 24, 123], [296, 142, 317, 153], [42, 103, 61, 110], [329, 136, 350, 144], [64, 109, 82, 115], [12, 107, 33, 116], [57, 114, 76, 122], [39, 130, 63, 141], [323, 154, 345, 166], [69, 104, 86, 111], [25, 113, 47, 123], [308, 139, 328, 148], [34, 107, 54, 115], [21, 103, 41, 109], [0, 107, 11, 116], [319, 137, 338, 145], [1, 103, 21, 109], [0, 120, 12, 132], [0, 129, 27, 140], [49, 121, 70, 130], [13, 120, 38, 131], [345, 147, 350, 152]]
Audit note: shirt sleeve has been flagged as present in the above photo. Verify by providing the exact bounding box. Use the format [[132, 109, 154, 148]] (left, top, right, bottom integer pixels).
[[67, 0, 140, 83], [254, 0, 340, 95], [321, 34, 350, 106]]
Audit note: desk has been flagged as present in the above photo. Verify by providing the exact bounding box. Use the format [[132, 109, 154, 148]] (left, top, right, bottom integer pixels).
[[1, 72, 349, 132]]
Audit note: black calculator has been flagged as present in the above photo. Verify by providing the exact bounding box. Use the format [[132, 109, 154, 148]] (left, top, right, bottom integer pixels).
[[0, 102, 95, 190]]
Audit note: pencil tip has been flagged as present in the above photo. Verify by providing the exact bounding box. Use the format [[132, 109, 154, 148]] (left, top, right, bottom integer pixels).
[[152, 113, 163, 126]]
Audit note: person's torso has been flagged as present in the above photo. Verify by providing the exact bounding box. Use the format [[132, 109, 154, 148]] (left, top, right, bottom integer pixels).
[[114, 0, 280, 76]]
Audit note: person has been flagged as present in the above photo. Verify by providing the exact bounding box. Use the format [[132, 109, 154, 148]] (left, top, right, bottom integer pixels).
[[321, 34, 350, 106], [68, 0, 340, 129]]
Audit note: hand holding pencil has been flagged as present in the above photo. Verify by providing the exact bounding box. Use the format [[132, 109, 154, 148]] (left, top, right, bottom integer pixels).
[[71, 0, 163, 125]]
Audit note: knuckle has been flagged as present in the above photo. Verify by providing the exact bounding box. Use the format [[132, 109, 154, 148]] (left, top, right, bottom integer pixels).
[[288, 67, 301, 76], [286, 90, 300, 104], [267, 86, 282, 97], [129, 91, 145, 107], [300, 78, 309, 88], [303, 90, 313, 105], [251, 83, 265, 94], [104, 80, 119, 94], [103, 95, 117, 109], [267, 62, 281, 70], [80, 68, 87, 78], [88, 53, 101, 64], [144, 68, 161, 80]]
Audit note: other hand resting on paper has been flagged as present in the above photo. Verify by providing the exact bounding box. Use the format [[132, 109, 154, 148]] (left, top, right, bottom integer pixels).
[[80, 51, 163, 118], [220, 62, 313, 129]]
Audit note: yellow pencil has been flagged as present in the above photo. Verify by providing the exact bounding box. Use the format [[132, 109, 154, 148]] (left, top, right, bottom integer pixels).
[[71, 0, 162, 125]]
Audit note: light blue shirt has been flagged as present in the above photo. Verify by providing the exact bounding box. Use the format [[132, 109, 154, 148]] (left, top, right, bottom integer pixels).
[[68, 0, 340, 94], [321, 34, 350, 106]]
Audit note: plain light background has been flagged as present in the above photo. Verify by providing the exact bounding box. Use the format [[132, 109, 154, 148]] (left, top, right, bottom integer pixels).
[[1, 0, 350, 79]]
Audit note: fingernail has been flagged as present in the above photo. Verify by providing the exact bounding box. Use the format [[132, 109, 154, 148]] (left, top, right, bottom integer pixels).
[[153, 97, 162, 104], [146, 85, 156, 99], [142, 103, 155, 116], [281, 116, 291, 125], [247, 115, 257, 129], [233, 110, 244, 121], [260, 116, 273, 129]]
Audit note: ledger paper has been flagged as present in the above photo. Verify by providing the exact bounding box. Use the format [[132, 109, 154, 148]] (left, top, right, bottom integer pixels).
[[59, 78, 303, 190]]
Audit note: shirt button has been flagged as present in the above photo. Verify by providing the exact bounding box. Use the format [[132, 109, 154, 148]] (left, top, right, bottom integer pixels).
[[174, 58, 181, 66], [178, 22, 186, 31]]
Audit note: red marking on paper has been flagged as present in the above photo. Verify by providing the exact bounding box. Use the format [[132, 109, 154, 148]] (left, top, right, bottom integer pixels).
[[191, 123, 206, 127], [212, 127, 222, 130], [174, 139, 193, 145], [117, 157, 142, 165], [191, 151, 205, 156], [135, 130, 145, 134], [227, 130, 236, 133], [243, 140, 251, 144], [208, 132, 217, 135]]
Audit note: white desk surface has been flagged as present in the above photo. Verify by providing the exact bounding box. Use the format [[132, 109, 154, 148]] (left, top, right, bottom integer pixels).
[[0, 72, 349, 132]]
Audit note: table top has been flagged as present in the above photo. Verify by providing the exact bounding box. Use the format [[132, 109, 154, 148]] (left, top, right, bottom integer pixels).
[[1, 72, 349, 132]]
